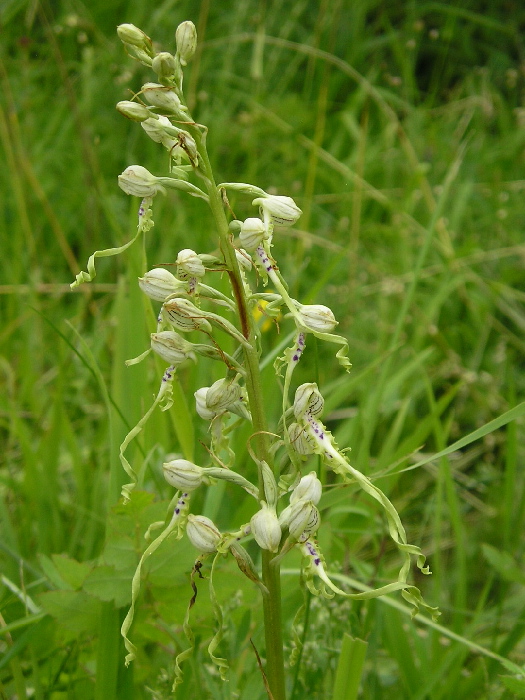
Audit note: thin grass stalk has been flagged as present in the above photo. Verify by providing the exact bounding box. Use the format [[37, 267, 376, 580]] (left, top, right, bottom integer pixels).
[[357, 144, 466, 466], [67, 315, 124, 698], [0, 69, 35, 259], [331, 633, 367, 700]]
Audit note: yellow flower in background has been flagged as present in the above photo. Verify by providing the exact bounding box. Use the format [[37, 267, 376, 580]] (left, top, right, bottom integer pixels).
[[252, 294, 281, 332]]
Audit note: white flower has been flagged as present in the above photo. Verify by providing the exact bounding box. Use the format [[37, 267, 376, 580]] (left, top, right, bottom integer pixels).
[[141, 115, 177, 148], [142, 82, 187, 115], [118, 165, 166, 197], [194, 380, 247, 420], [150, 331, 194, 365], [293, 383, 324, 420], [290, 472, 322, 505], [162, 298, 212, 333], [250, 502, 282, 553], [288, 422, 315, 455], [279, 500, 320, 540], [176, 249, 205, 280], [194, 387, 216, 420], [139, 267, 185, 301], [186, 514, 221, 553], [252, 195, 302, 226], [235, 249, 252, 271], [205, 378, 242, 413], [296, 304, 338, 333], [239, 217, 267, 251], [163, 459, 204, 491]]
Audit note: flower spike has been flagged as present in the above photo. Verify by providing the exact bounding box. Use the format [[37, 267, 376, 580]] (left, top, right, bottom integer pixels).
[[71, 19, 444, 690]]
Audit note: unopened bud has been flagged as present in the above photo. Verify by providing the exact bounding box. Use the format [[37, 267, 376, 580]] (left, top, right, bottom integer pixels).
[[175, 21, 197, 65], [293, 383, 324, 420], [239, 217, 267, 251], [142, 82, 186, 115], [150, 331, 194, 365], [176, 249, 205, 280], [139, 267, 185, 301], [152, 51, 177, 79], [194, 380, 249, 420], [118, 165, 166, 197], [250, 502, 282, 553], [186, 514, 221, 553], [117, 24, 152, 52], [116, 101, 153, 122], [162, 298, 212, 333], [279, 500, 320, 540], [252, 195, 302, 226], [297, 304, 338, 333], [205, 378, 242, 412], [229, 219, 242, 236], [163, 459, 204, 491], [290, 472, 322, 505], [194, 382, 252, 420]]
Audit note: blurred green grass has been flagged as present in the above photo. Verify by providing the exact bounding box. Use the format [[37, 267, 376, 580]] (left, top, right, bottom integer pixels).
[[1, 0, 525, 698]]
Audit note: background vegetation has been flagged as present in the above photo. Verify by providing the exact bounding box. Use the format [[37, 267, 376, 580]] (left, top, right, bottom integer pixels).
[[1, 0, 525, 698]]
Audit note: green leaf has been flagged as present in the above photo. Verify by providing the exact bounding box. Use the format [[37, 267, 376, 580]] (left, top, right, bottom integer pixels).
[[500, 675, 525, 697], [38, 553, 73, 590], [101, 494, 171, 572], [332, 633, 368, 700], [0, 0, 30, 24], [38, 591, 101, 635], [110, 490, 156, 524], [111, 491, 168, 529], [82, 564, 133, 608], [52, 554, 93, 590], [482, 544, 525, 584], [101, 534, 137, 572], [37, 553, 93, 592]]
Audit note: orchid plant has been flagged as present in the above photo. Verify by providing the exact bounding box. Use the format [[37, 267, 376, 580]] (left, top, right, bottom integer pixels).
[[71, 20, 438, 699]]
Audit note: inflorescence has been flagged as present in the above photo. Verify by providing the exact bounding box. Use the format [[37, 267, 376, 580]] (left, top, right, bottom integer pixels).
[[71, 19, 439, 690]]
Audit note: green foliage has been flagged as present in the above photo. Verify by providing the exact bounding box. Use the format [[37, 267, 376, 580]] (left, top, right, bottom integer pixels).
[[332, 633, 368, 700], [1, 0, 525, 698]]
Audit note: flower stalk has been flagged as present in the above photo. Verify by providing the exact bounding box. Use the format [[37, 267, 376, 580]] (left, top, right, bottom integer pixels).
[[194, 126, 288, 700]]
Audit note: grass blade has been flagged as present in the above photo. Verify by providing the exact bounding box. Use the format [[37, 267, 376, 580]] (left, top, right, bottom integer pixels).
[[331, 633, 368, 700]]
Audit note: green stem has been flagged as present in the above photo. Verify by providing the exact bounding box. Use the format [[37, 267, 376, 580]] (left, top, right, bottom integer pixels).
[[263, 551, 286, 697], [195, 135, 287, 699]]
